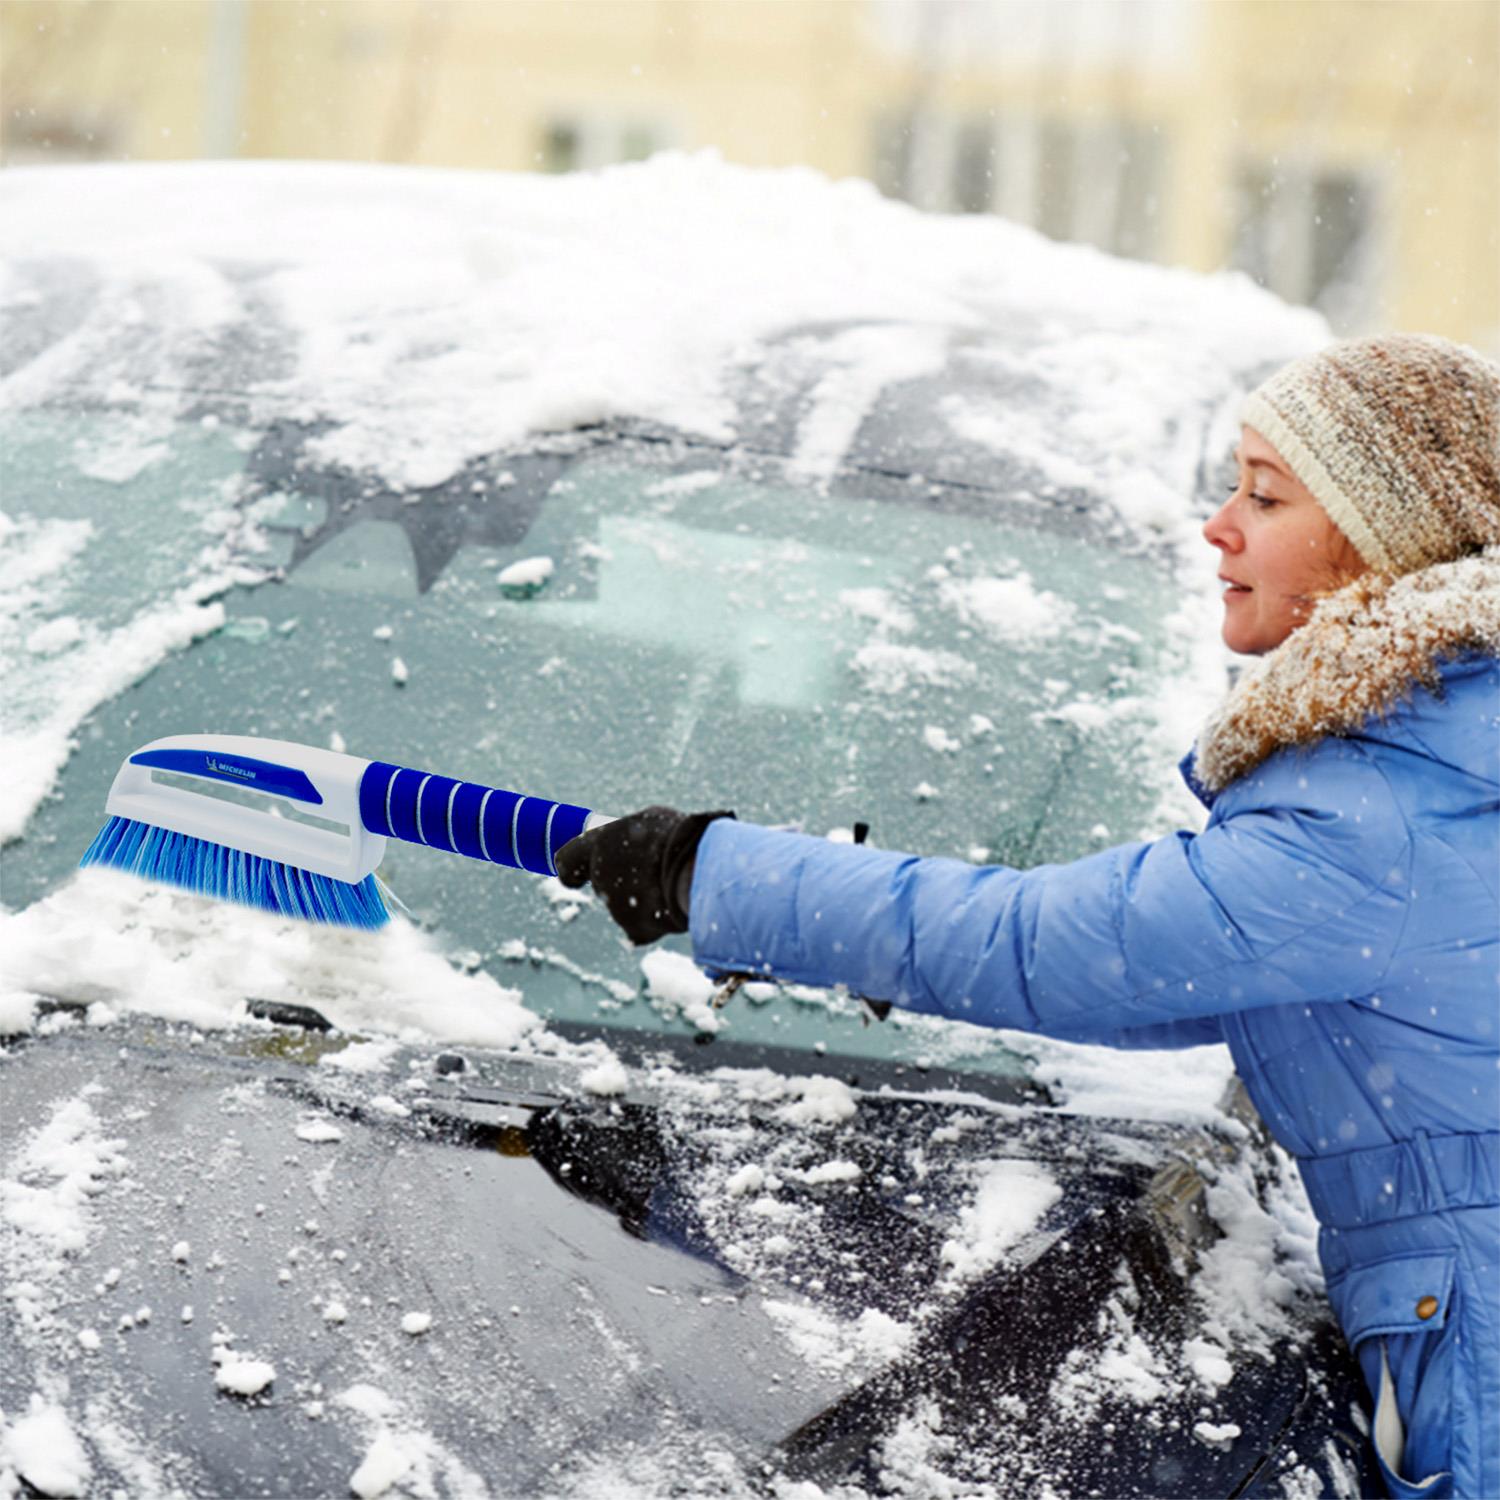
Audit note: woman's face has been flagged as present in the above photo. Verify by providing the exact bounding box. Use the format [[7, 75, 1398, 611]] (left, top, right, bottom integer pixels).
[[1202, 426, 1367, 655]]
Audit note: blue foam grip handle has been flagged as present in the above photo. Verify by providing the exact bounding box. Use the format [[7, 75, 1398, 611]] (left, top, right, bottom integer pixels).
[[358, 761, 592, 876], [480, 788, 524, 870]]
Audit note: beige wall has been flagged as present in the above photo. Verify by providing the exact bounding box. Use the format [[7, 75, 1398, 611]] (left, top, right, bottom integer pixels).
[[2, 0, 1495, 350], [1199, 0, 1500, 346], [2, 0, 217, 158]]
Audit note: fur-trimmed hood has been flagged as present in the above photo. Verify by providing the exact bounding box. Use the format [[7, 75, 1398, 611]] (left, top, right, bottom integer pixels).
[[1194, 547, 1500, 792]]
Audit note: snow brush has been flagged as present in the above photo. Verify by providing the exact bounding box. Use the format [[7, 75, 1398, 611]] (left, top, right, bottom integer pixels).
[[80, 734, 612, 929]]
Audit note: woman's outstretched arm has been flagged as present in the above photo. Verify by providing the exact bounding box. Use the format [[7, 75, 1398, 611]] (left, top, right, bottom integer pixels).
[[688, 745, 1409, 1043]]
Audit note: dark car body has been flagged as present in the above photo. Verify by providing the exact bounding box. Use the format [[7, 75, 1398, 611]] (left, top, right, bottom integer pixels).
[[1, 1007, 1377, 1498]]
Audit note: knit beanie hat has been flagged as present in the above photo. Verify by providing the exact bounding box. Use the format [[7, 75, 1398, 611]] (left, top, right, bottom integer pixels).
[[1240, 333, 1500, 576]]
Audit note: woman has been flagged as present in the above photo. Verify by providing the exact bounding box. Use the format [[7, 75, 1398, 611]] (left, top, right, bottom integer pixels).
[[558, 333, 1500, 1498]]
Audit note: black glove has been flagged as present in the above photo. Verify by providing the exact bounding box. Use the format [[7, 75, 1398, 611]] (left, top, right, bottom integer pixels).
[[555, 806, 734, 946]]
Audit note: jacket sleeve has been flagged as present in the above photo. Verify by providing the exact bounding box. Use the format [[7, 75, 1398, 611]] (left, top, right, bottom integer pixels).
[[687, 748, 1412, 1041]]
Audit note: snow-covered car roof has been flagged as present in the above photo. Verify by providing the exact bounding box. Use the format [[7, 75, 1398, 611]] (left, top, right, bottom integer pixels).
[[0, 159, 1371, 1498], [0, 154, 1322, 494]]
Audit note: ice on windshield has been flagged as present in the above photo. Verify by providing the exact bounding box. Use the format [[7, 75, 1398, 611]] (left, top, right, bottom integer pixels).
[[3, 433, 1203, 1073], [0, 410, 267, 842]]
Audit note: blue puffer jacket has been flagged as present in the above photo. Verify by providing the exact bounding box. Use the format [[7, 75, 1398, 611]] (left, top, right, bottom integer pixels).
[[690, 561, 1500, 1499]]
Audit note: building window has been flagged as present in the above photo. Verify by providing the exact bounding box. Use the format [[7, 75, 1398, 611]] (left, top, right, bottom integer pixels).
[[948, 117, 997, 215], [542, 122, 582, 175], [869, 110, 1165, 261], [538, 117, 674, 173], [1232, 161, 1382, 328], [0, 113, 114, 167], [870, 110, 914, 202]]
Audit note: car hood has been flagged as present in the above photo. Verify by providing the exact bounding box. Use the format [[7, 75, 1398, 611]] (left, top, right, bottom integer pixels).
[[0, 1011, 1371, 1498]]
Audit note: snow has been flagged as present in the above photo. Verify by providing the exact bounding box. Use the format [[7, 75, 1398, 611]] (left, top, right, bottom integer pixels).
[[838, 586, 914, 635], [496, 555, 555, 589], [0, 868, 542, 1050], [671, 1066, 858, 1126], [850, 640, 977, 696], [938, 573, 1074, 643], [349, 1430, 412, 1499], [921, 724, 960, 754], [761, 1298, 915, 1375], [1185, 1336, 1236, 1390], [78, 439, 169, 485], [320, 1038, 402, 1074], [579, 1056, 629, 1096], [1193, 1420, 1242, 1448], [1193, 1144, 1323, 1357], [23, 616, 82, 655], [939, 1158, 1062, 1283], [725, 1163, 766, 1197], [335, 1384, 485, 1500], [339, 1384, 398, 1422], [0, 1095, 126, 1268], [789, 324, 949, 482], [0, 987, 41, 1034], [212, 1352, 276, 1396], [0, 510, 250, 844], [0, 1396, 91, 1498], [1009, 1029, 1239, 1127], [1, 156, 1317, 496], [797, 1159, 862, 1184], [540, 875, 592, 923], [643, 471, 720, 497], [641, 948, 721, 1034], [1100, 1338, 1170, 1404]]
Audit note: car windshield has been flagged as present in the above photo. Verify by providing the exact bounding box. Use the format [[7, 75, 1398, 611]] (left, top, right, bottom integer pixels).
[[5, 393, 1179, 1079]]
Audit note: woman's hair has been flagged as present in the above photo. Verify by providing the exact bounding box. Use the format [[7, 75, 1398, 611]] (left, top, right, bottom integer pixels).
[[1241, 334, 1500, 577], [1310, 518, 1370, 597]]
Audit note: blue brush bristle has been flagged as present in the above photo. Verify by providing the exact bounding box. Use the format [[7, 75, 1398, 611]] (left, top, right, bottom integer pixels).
[[81, 815, 388, 929]]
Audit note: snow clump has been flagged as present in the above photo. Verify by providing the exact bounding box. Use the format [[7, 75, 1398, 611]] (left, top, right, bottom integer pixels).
[[0, 869, 542, 1050], [641, 949, 721, 1034], [212, 1347, 276, 1397], [939, 1158, 1062, 1284], [938, 573, 1074, 643], [497, 556, 554, 591], [579, 1055, 629, 1097], [0, 1396, 92, 1498], [850, 640, 976, 696], [350, 1432, 412, 1500]]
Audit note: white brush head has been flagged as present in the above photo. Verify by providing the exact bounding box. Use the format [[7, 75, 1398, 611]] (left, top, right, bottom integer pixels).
[[105, 734, 387, 884]]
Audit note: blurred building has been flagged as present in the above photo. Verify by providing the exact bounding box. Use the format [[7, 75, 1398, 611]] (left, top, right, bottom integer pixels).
[[2, 0, 1495, 350]]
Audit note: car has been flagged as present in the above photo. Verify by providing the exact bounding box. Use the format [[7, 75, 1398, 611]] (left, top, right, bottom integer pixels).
[[0, 157, 1379, 1497]]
